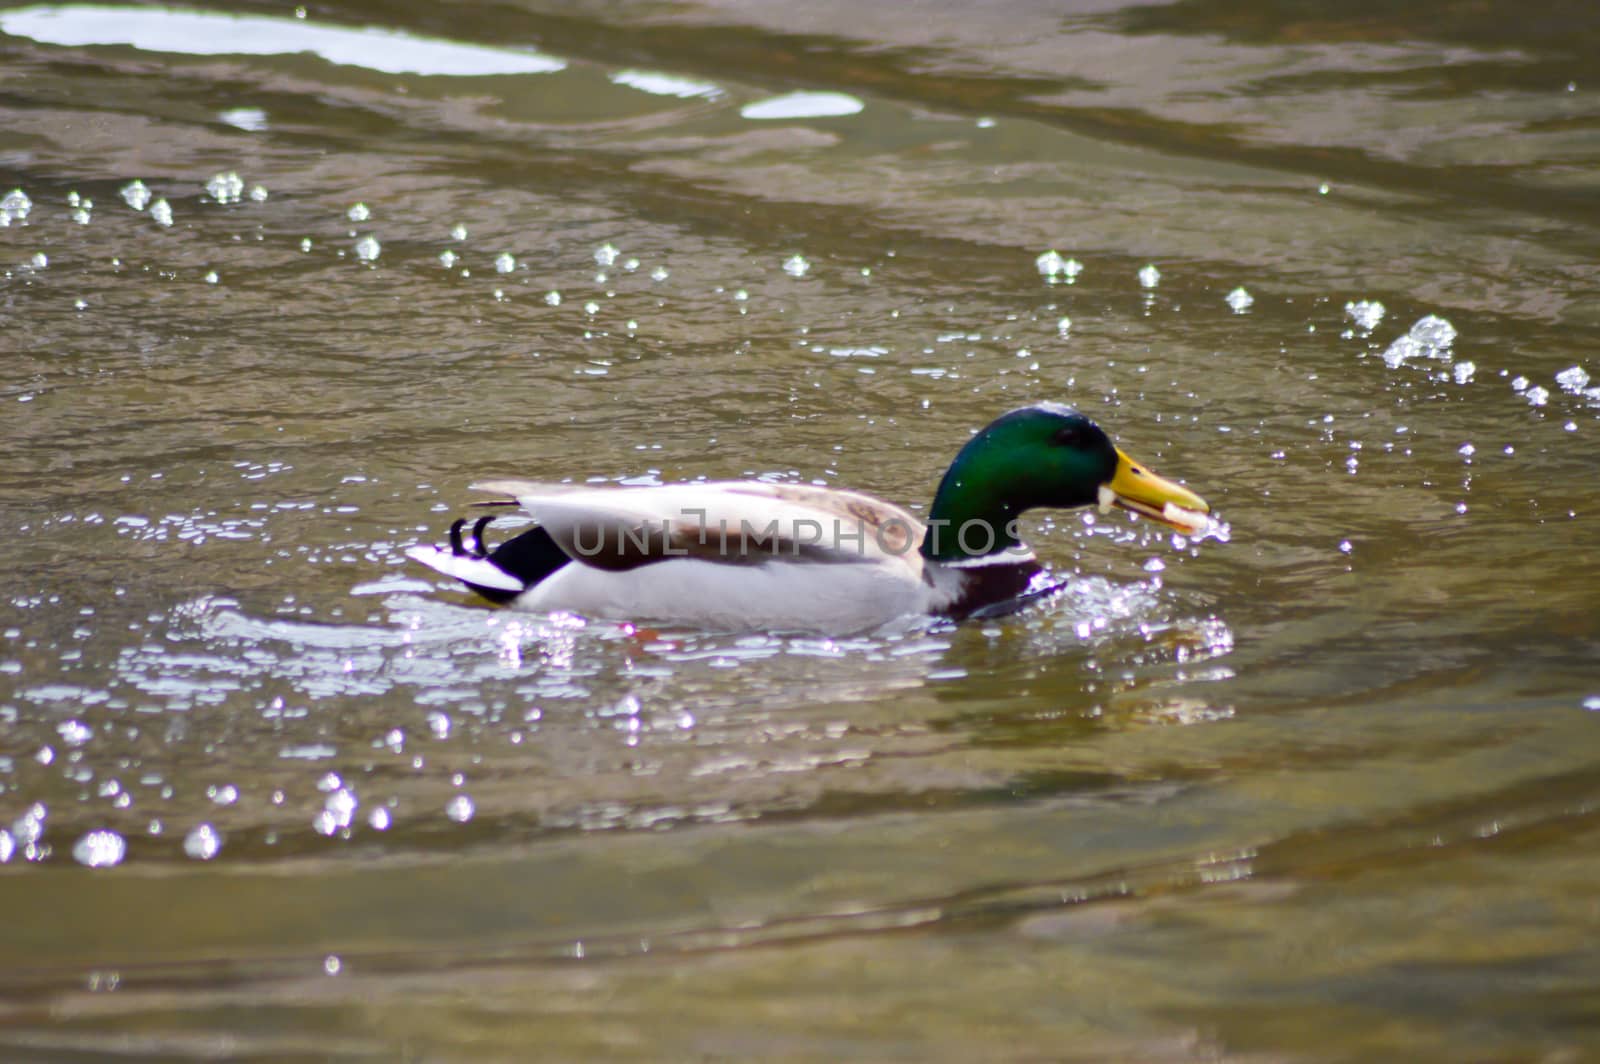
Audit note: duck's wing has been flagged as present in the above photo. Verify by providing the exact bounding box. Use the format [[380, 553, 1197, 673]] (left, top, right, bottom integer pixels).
[[470, 480, 927, 575]]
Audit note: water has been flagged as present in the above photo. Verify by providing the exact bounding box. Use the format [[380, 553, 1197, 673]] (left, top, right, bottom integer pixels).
[[2, 0, 1599, 1058]]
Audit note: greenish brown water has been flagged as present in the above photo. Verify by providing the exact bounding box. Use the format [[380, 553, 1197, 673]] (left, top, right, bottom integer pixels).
[[2, 0, 1599, 1058]]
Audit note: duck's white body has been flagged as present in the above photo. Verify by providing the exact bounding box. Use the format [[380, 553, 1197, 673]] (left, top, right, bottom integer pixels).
[[405, 480, 1027, 634], [403, 404, 1212, 634]]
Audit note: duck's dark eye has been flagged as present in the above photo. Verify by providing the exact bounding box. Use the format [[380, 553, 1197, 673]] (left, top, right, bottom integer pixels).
[[1052, 424, 1085, 447]]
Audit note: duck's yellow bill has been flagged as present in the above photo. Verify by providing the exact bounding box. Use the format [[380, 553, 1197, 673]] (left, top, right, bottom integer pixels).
[[1103, 448, 1210, 533]]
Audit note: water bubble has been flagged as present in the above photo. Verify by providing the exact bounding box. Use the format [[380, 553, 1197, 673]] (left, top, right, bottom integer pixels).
[[450, 224, 468, 241], [324, 955, 342, 975], [204, 171, 244, 204], [2, 188, 33, 221], [1225, 286, 1253, 312], [1382, 315, 1455, 369], [314, 788, 358, 834], [354, 235, 381, 262], [1318, 182, 1331, 195], [150, 199, 174, 227], [439, 250, 458, 268], [445, 794, 475, 823], [249, 184, 269, 202], [72, 830, 126, 868], [182, 823, 222, 860], [783, 254, 810, 277], [594, 243, 619, 267], [347, 202, 370, 222], [1409, 314, 1456, 347], [1344, 300, 1385, 330], [12, 803, 47, 846], [494, 252, 516, 273], [1034, 250, 1082, 283], [1555, 365, 1591, 393], [119, 180, 150, 211], [650, 265, 669, 282]]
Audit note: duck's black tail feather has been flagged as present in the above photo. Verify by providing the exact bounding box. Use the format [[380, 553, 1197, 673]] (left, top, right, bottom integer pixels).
[[409, 516, 572, 605], [475, 523, 570, 604]]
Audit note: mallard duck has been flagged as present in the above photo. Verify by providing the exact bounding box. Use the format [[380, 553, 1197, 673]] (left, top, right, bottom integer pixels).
[[405, 403, 1210, 634]]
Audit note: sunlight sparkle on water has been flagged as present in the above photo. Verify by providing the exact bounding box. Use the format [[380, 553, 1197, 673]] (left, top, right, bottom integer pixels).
[[1138, 264, 1161, 288], [220, 107, 269, 132], [1225, 286, 1253, 312], [439, 250, 458, 268], [150, 199, 173, 227], [594, 243, 619, 267], [446, 794, 475, 823], [610, 69, 721, 99], [495, 252, 516, 273], [354, 235, 380, 262], [783, 254, 811, 277]]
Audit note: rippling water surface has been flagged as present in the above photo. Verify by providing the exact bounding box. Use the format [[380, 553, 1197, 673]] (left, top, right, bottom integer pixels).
[[2, 0, 1599, 1058]]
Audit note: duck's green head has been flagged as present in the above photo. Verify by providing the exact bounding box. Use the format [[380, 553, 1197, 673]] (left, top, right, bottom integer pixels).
[[922, 402, 1209, 561]]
